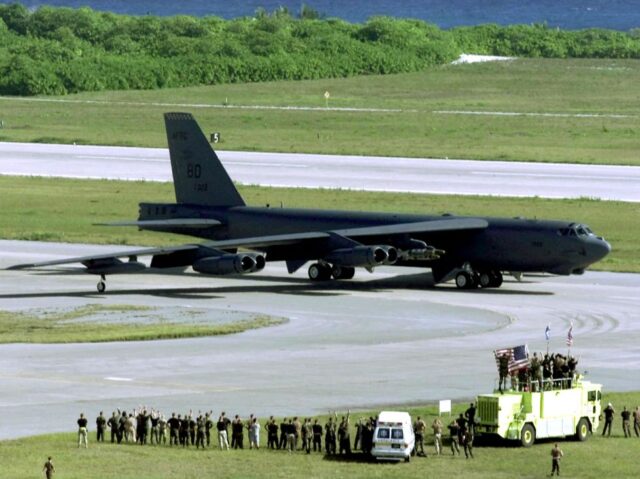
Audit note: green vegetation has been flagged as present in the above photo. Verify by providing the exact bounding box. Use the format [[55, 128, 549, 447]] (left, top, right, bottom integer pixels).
[[0, 304, 285, 343], [2, 391, 638, 479], [0, 176, 637, 272], [1, 4, 640, 96], [1, 58, 639, 165]]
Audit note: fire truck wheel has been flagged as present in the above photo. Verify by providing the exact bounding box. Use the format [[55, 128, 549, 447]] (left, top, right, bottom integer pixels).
[[520, 423, 535, 447], [575, 418, 589, 441]]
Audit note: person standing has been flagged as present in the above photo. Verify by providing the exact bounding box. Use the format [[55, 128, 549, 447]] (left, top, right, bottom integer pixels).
[[77, 413, 88, 448], [205, 412, 213, 447], [413, 416, 426, 456], [621, 407, 632, 437], [462, 430, 474, 459], [279, 417, 288, 450], [107, 412, 119, 444], [633, 406, 640, 438], [302, 418, 312, 454], [448, 419, 460, 456], [266, 416, 278, 449], [432, 417, 443, 455], [550, 443, 564, 476], [168, 413, 180, 446], [324, 417, 336, 455], [498, 352, 510, 392], [602, 403, 615, 436], [249, 417, 260, 449], [217, 413, 230, 450], [465, 403, 477, 434], [312, 419, 323, 452], [42, 456, 55, 479], [96, 411, 106, 443], [195, 415, 206, 449]]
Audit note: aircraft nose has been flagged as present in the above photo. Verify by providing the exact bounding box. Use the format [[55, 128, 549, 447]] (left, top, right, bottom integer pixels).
[[588, 238, 611, 262]]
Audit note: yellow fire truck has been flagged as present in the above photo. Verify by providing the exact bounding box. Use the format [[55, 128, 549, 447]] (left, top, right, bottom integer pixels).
[[475, 376, 602, 447]]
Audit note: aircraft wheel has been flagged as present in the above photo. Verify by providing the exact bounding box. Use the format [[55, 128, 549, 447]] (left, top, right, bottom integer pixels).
[[97, 280, 106, 293], [489, 271, 503, 288], [308, 263, 332, 281], [478, 271, 492, 288], [455, 271, 475, 289], [332, 266, 355, 280], [520, 423, 535, 447]]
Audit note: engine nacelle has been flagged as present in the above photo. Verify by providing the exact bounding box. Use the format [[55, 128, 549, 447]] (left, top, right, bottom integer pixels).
[[192, 253, 265, 275], [324, 245, 396, 267]]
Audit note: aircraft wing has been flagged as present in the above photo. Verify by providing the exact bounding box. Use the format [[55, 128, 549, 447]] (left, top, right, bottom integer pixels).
[[96, 219, 222, 228], [7, 218, 485, 270]]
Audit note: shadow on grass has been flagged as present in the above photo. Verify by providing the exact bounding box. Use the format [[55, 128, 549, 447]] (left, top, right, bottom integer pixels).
[[322, 452, 377, 463]]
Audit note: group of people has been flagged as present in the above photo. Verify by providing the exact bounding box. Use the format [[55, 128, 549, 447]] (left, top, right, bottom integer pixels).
[[601, 403, 640, 438], [79, 406, 481, 458], [497, 350, 580, 393]]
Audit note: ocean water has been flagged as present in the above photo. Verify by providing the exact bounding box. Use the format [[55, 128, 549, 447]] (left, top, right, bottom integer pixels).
[[1, 0, 640, 30]]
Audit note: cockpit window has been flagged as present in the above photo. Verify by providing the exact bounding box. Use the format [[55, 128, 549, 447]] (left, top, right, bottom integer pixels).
[[558, 224, 593, 237]]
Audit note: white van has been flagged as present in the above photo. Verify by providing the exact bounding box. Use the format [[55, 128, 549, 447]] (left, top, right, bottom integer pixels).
[[371, 411, 415, 462]]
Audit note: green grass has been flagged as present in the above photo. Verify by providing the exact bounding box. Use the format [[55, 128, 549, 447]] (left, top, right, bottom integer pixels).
[[2, 391, 638, 479], [0, 176, 637, 272], [0, 304, 285, 343], [1, 58, 639, 165]]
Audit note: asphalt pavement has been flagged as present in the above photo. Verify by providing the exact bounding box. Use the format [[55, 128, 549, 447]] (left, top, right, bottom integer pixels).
[[1, 240, 638, 440], [1, 142, 639, 201]]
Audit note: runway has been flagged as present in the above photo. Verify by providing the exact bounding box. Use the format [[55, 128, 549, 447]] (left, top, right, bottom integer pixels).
[[1, 240, 639, 440], [2, 142, 640, 201]]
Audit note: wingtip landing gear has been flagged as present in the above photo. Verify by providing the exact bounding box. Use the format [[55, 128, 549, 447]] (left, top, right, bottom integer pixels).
[[97, 274, 106, 293]]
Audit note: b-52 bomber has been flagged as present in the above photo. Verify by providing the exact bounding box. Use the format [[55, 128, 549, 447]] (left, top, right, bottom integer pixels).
[[9, 113, 611, 292]]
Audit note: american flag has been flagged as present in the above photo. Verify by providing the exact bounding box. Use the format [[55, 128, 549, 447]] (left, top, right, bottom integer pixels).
[[566, 324, 573, 347], [494, 345, 529, 373]]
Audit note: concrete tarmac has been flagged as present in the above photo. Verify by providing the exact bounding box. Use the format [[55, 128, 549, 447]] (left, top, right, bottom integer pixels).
[[1, 240, 638, 440], [2, 142, 640, 201]]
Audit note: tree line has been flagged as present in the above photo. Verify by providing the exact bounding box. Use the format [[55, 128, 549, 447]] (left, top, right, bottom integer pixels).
[[0, 3, 639, 96]]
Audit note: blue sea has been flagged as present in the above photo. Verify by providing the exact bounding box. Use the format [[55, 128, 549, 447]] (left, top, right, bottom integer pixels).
[[2, 0, 640, 30]]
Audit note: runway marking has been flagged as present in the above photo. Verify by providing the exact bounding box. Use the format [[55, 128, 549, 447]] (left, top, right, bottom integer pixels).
[[434, 110, 636, 119], [0, 96, 409, 113], [104, 376, 133, 382], [76, 155, 167, 162]]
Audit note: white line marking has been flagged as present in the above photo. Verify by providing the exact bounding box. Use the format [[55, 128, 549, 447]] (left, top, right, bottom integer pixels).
[[104, 376, 133, 382], [434, 110, 636, 119], [76, 155, 166, 162], [226, 161, 308, 168], [471, 171, 637, 181]]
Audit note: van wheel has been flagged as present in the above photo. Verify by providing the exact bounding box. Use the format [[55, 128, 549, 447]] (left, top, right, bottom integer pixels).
[[520, 423, 535, 447], [575, 418, 589, 441], [405, 455, 410, 462]]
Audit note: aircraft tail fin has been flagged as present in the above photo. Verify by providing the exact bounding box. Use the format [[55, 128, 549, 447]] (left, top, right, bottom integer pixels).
[[164, 112, 245, 207]]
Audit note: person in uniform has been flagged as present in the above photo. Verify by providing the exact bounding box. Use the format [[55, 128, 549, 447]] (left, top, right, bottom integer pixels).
[[338, 411, 351, 455], [325, 416, 336, 455], [353, 418, 363, 451], [158, 414, 168, 445], [107, 411, 119, 443], [602, 403, 615, 436], [302, 418, 312, 453], [196, 415, 206, 449], [312, 419, 323, 452], [266, 416, 278, 449], [168, 413, 179, 446], [77, 413, 88, 448], [448, 419, 460, 456], [149, 410, 160, 445], [232, 415, 244, 449], [42, 456, 55, 479], [462, 430, 474, 459], [279, 417, 288, 450], [204, 412, 213, 447], [633, 406, 640, 437], [498, 352, 510, 392], [431, 417, 443, 455], [118, 410, 127, 444], [413, 416, 426, 456], [465, 403, 477, 434], [189, 414, 197, 446], [550, 443, 563, 476], [621, 406, 632, 437], [179, 414, 189, 447], [96, 411, 106, 442], [292, 417, 301, 450], [217, 412, 230, 450]]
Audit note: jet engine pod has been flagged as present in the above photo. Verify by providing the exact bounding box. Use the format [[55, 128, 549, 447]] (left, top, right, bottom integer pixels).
[[324, 245, 393, 267], [192, 253, 265, 275]]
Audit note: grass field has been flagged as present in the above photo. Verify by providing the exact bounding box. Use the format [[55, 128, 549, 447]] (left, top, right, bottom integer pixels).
[[0, 176, 637, 272], [1, 58, 639, 165], [2, 391, 638, 479], [0, 304, 284, 343]]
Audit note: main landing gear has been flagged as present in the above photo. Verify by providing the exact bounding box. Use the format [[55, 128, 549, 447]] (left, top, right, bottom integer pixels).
[[308, 263, 355, 281], [455, 270, 503, 290], [97, 274, 106, 293]]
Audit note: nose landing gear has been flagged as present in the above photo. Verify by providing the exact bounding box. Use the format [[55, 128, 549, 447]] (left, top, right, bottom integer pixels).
[[97, 274, 106, 293]]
